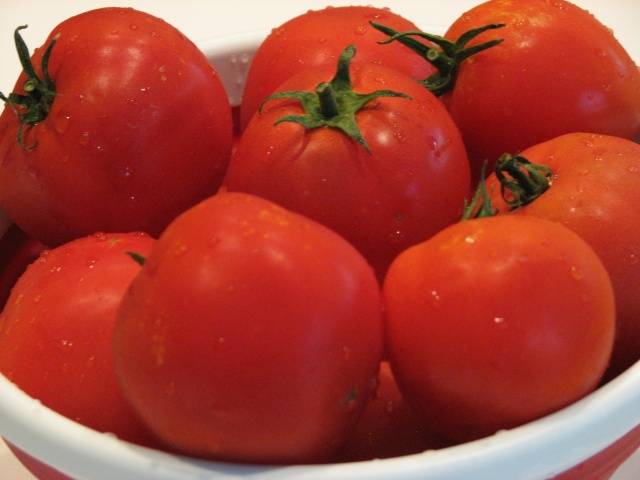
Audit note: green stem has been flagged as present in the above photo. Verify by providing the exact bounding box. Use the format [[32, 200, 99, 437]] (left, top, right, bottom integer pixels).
[[495, 154, 552, 209], [0, 25, 59, 150], [316, 82, 339, 119], [260, 45, 410, 153], [371, 22, 505, 96], [461, 162, 498, 221]]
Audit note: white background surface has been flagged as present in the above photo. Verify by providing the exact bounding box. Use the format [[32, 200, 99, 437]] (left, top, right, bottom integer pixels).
[[0, 1, 639, 478]]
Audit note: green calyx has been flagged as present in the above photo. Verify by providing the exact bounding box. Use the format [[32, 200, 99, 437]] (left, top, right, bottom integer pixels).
[[0, 25, 59, 150], [260, 44, 410, 152], [495, 153, 552, 209], [126, 251, 147, 266], [371, 22, 505, 96], [461, 161, 498, 221]]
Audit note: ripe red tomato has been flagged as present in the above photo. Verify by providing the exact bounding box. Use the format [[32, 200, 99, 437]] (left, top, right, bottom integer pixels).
[[113, 192, 384, 464], [0, 231, 156, 446], [443, 0, 640, 178], [375, 0, 640, 180], [226, 47, 470, 279], [239, 5, 435, 129], [337, 361, 442, 462], [0, 8, 233, 246], [486, 133, 640, 378], [384, 215, 615, 442]]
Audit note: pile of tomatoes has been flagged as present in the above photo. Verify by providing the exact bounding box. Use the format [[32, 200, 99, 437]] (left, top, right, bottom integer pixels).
[[0, 0, 639, 470]]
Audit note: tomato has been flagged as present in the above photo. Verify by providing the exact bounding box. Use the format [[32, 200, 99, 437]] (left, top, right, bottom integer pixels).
[[113, 192, 384, 464], [337, 361, 442, 462], [239, 5, 435, 130], [226, 46, 470, 279], [384, 215, 615, 442], [374, 0, 640, 180], [0, 231, 156, 446], [0, 8, 233, 246], [0, 225, 45, 309], [486, 132, 640, 378]]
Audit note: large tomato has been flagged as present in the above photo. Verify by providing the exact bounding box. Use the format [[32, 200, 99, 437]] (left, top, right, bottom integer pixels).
[[384, 215, 615, 442], [113, 192, 384, 464], [239, 5, 435, 129], [0, 232, 156, 446], [486, 133, 640, 378], [0, 8, 233, 246], [374, 0, 640, 180], [226, 46, 470, 279]]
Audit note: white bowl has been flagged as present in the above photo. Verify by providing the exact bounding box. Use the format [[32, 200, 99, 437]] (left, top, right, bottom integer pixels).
[[1, 28, 639, 480]]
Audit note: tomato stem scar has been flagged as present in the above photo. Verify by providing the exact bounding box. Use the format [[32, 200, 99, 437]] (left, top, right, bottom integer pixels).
[[495, 154, 553, 209]]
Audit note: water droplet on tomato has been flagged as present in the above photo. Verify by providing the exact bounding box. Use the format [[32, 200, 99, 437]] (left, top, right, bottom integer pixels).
[[493, 316, 505, 325], [578, 168, 590, 176], [464, 235, 476, 244], [93, 232, 108, 241], [129, 24, 138, 30], [79, 131, 90, 146], [318, 37, 327, 44], [388, 229, 405, 244], [110, 29, 119, 36], [430, 290, 441, 307], [628, 165, 639, 174], [629, 253, 639, 265], [354, 25, 368, 35], [86, 259, 97, 269], [570, 266, 584, 280]]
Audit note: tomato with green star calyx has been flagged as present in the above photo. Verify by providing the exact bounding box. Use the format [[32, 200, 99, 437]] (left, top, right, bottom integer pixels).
[[226, 45, 470, 279], [239, 5, 435, 130], [485, 132, 640, 378], [372, 0, 640, 180], [0, 8, 233, 246]]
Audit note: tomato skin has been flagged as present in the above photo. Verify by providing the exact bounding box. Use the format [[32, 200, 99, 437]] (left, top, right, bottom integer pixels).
[[487, 133, 640, 377], [0, 8, 233, 246], [227, 64, 470, 279], [337, 361, 441, 462], [444, 0, 640, 179], [0, 232, 156, 446], [384, 215, 615, 442], [113, 192, 384, 464], [239, 6, 435, 130]]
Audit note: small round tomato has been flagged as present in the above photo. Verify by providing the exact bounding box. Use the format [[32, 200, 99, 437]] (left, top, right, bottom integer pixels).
[[0, 8, 233, 246], [0, 232, 156, 446], [239, 5, 435, 130], [486, 132, 640, 378], [384, 215, 615, 442], [113, 192, 384, 464], [226, 46, 470, 279]]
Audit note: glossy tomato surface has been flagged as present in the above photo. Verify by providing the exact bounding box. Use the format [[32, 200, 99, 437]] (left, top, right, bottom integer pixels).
[[487, 133, 640, 378], [239, 5, 435, 129], [113, 192, 384, 464], [443, 0, 640, 178], [384, 215, 615, 442], [0, 232, 156, 446], [0, 7, 233, 246], [227, 61, 470, 279]]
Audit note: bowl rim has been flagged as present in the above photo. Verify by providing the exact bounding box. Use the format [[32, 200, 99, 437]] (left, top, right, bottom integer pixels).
[[1, 28, 639, 480]]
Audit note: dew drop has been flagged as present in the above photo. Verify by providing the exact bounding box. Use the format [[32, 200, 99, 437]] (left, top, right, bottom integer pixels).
[[79, 131, 90, 146], [354, 25, 368, 35], [54, 112, 71, 134], [628, 165, 639, 174], [129, 24, 138, 30], [464, 235, 476, 244], [493, 316, 505, 324], [570, 266, 584, 280]]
